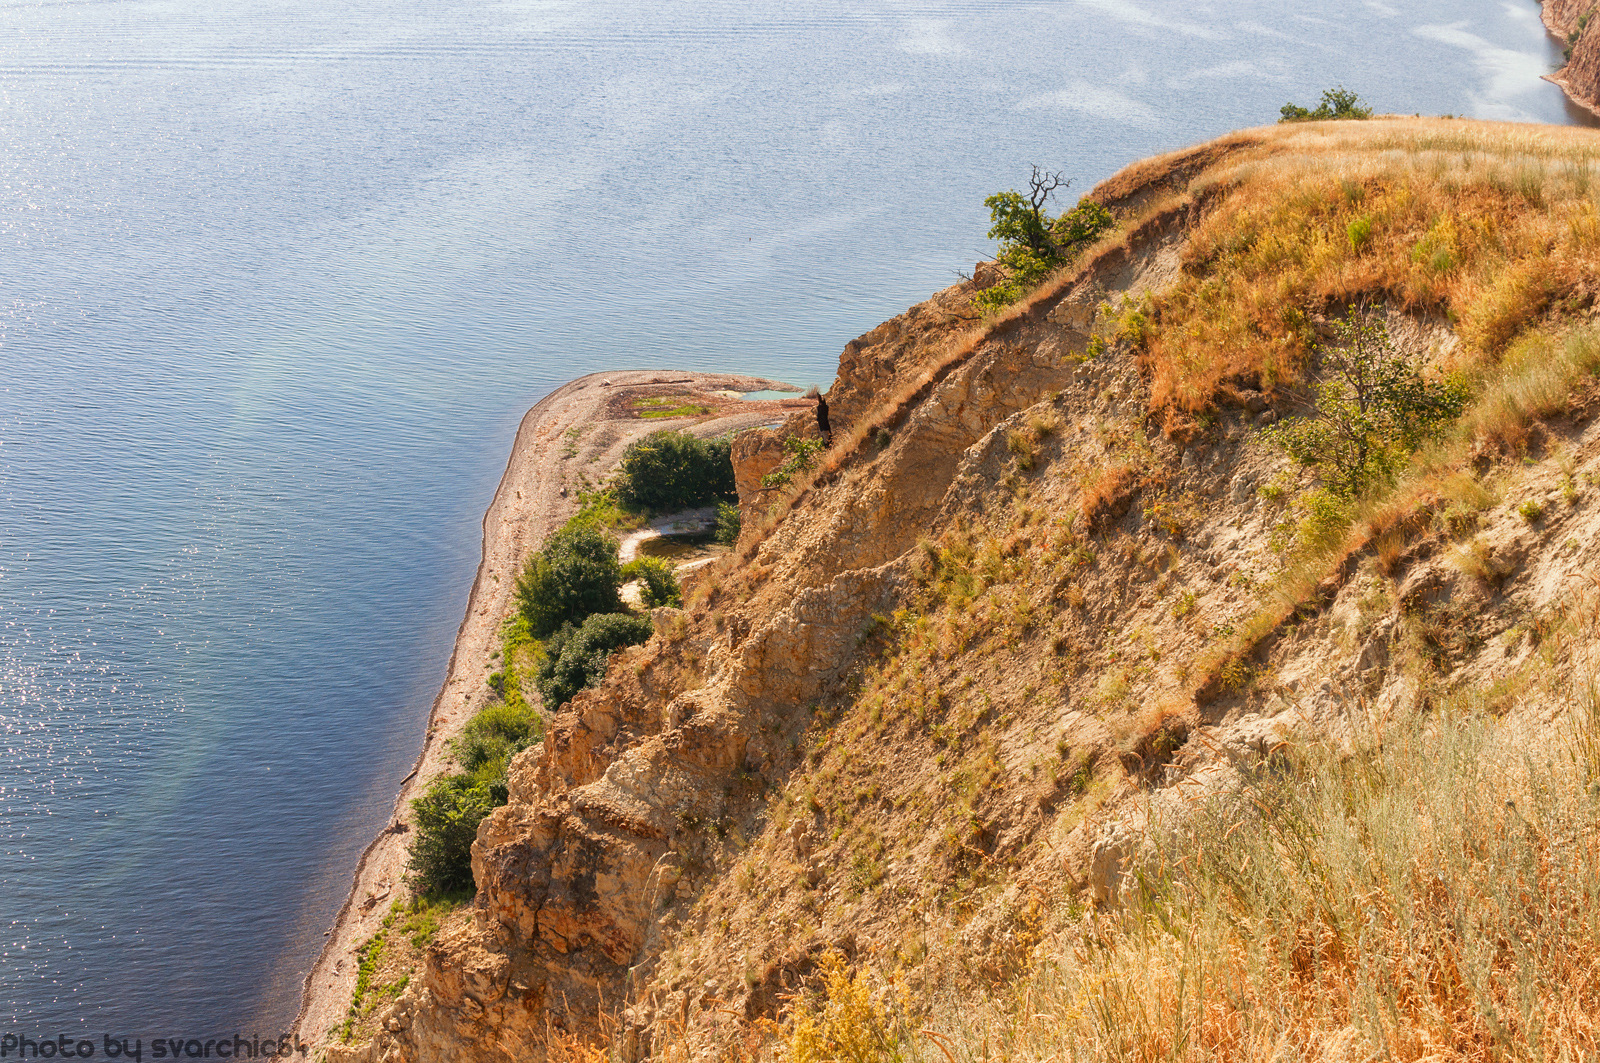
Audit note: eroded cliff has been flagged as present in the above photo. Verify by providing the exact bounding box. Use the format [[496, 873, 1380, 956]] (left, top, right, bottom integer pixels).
[[1543, 0, 1600, 113], [336, 117, 1600, 1062]]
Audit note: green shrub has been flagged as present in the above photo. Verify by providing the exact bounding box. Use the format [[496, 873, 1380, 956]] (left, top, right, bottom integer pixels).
[[714, 500, 742, 545], [1266, 314, 1467, 497], [535, 612, 654, 710], [1347, 215, 1373, 252], [975, 170, 1114, 312], [762, 435, 825, 489], [1280, 85, 1373, 123], [615, 430, 737, 513], [514, 524, 623, 638], [407, 774, 498, 897], [622, 556, 682, 607], [453, 701, 542, 787]]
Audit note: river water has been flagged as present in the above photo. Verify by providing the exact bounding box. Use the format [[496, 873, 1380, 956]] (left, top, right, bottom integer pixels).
[[0, 0, 1586, 1039]]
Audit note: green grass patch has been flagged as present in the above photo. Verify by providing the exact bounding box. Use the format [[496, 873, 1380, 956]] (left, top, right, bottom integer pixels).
[[631, 395, 712, 419]]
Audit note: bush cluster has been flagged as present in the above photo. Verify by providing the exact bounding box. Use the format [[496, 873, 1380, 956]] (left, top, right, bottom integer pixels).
[[411, 510, 661, 897], [1279, 86, 1372, 123], [615, 430, 737, 513], [514, 524, 623, 637], [406, 700, 543, 898], [453, 701, 542, 793], [621, 556, 682, 608], [534, 611, 654, 710]]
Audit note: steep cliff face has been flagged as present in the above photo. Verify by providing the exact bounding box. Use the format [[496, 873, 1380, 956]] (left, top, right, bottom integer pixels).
[[339, 118, 1600, 1062], [1543, 0, 1591, 33], [1543, 0, 1600, 111]]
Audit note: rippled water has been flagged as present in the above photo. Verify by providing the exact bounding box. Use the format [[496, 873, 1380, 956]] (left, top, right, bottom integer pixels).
[[0, 0, 1586, 1039]]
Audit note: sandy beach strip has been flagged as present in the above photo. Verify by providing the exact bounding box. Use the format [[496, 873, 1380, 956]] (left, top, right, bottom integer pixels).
[[293, 369, 807, 1048]]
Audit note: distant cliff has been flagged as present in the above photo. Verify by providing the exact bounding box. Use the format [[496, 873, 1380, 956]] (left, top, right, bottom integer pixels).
[[1543, 0, 1600, 112]]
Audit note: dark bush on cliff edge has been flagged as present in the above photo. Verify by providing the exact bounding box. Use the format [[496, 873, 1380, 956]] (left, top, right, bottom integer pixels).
[[615, 430, 737, 513], [407, 775, 498, 896], [535, 611, 654, 710], [1280, 86, 1372, 123]]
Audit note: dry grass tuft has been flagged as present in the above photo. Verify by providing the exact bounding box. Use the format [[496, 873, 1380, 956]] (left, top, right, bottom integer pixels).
[[1460, 327, 1600, 450], [1079, 465, 1136, 532], [1114, 702, 1191, 776]]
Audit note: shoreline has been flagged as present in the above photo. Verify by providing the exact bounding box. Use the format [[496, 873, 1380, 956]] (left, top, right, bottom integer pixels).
[[1538, 0, 1600, 119], [1545, 71, 1600, 119], [291, 369, 808, 1050]]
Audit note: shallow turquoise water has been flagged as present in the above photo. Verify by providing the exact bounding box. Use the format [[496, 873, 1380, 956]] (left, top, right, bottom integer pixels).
[[0, 0, 1587, 1039]]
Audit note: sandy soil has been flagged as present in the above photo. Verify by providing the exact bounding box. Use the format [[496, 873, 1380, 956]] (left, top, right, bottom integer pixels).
[[293, 370, 808, 1049]]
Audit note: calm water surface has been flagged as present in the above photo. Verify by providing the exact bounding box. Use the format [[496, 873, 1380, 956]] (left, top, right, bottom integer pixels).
[[0, 0, 1587, 1037]]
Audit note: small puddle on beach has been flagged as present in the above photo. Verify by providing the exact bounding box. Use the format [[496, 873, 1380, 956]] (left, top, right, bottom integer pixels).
[[622, 532, 727, 607], [638, 531, 725, 565]]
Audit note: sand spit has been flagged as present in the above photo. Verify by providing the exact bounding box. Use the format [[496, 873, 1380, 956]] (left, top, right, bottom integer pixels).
[[293, 370, 807, 1047]]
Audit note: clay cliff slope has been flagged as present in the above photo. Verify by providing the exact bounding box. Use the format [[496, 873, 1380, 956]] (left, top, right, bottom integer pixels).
[[340, 117, 1600, 1063]]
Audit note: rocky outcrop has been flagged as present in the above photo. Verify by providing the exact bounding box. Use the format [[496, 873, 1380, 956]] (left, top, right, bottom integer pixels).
[[1562, 28, 1600, 112], [826, 281, 981, 429], [334, 127, 1284, 1063], [729, 427, 787, 513], [1543, 0, 1593, 34]]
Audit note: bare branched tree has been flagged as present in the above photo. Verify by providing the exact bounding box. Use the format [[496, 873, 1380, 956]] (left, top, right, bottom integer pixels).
[[1026, 165, 1068, 220]]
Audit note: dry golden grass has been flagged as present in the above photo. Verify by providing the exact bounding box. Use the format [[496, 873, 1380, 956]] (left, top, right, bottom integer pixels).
[[738, 120, 1600, 570], [1460, 327, 1600, 449], [779, 695, 1600, 1063], [1078, 464, 1136, 531], [715, 121, 1600, 1063], [1141, 118, 1600, 414], [729, 162, 1181, 564]]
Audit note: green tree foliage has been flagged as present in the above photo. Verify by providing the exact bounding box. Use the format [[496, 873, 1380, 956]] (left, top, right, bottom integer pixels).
[[1267, 315, 1467, 498], [714, 500, 742, 545], [977, 167, 1114, 312], [621, 556, 682, 608], [407, 775, 498, 897], [514, 524, 623, 638], [1280, 86, 1373, 123], [1566, 13, 1591, 60], [615, 430, 737, 513], [535, 612, 655, 710]]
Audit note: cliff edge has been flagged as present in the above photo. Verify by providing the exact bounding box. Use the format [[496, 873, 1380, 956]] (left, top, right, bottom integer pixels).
[[335, 117, 1600, 1062]]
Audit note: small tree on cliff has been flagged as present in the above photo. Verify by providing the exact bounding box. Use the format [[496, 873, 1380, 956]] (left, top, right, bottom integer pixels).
[[1266, 313, 1466, 498], [1280, 86, 1372, 123], [977, 166, 1114, 311]]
